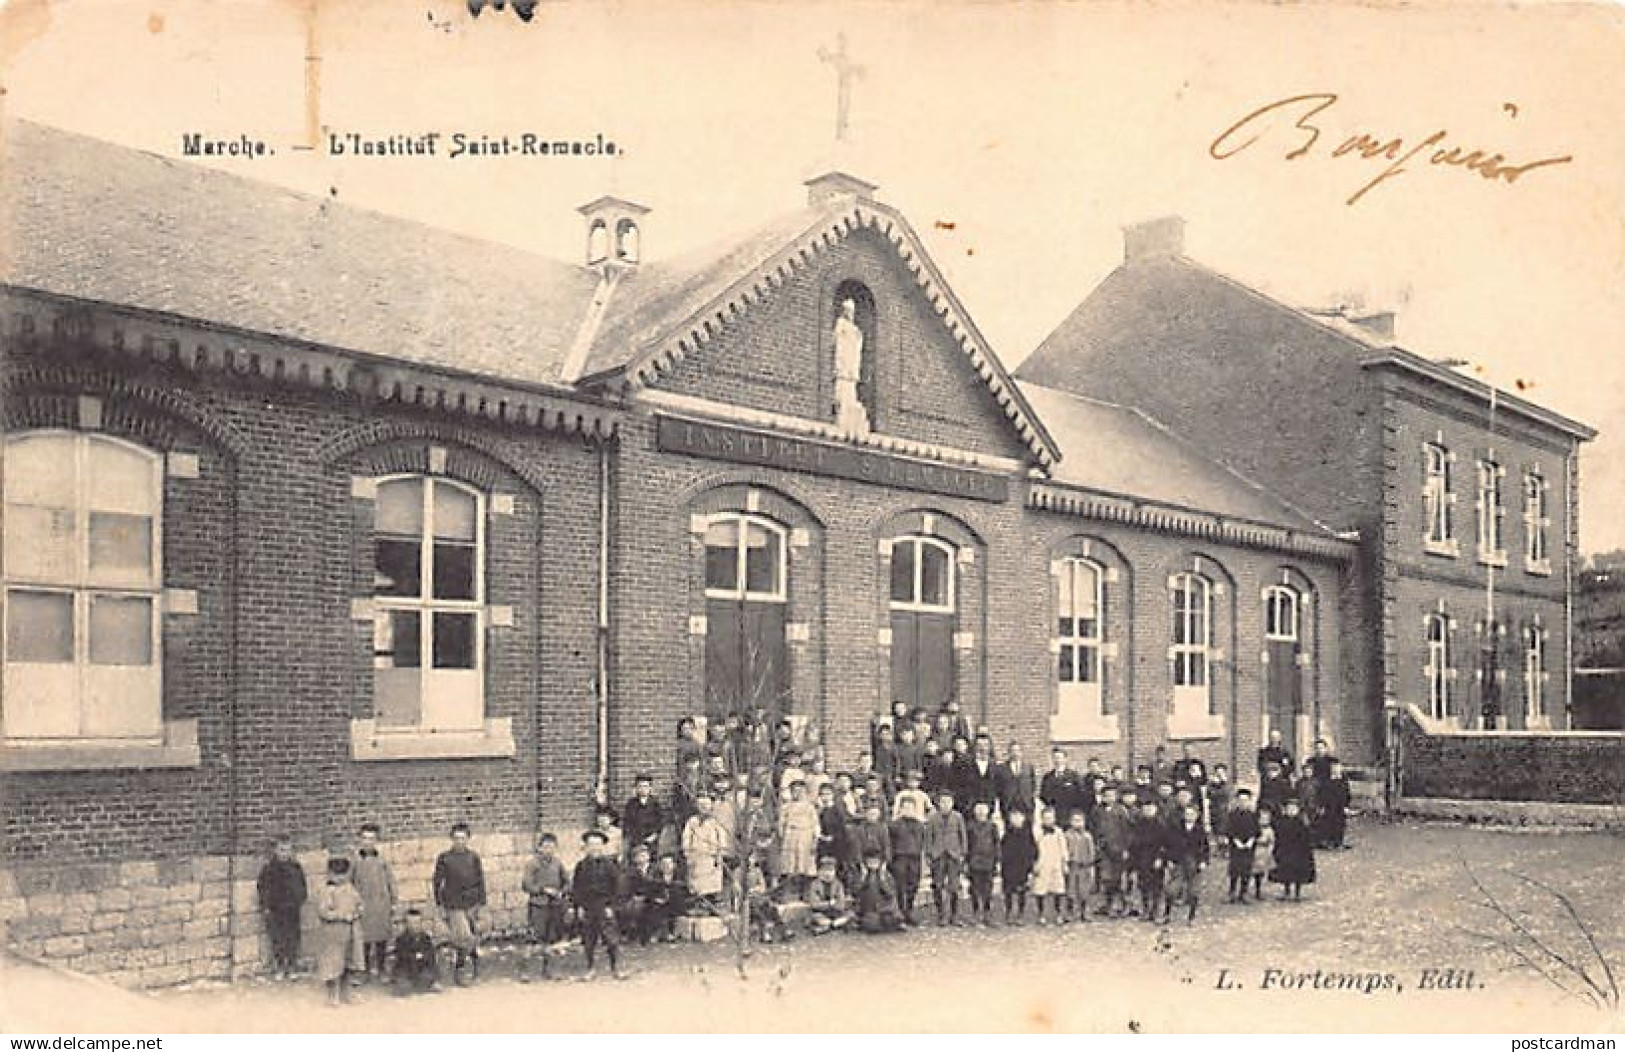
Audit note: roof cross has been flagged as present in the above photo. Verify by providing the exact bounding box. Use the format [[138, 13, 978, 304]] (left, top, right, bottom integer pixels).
[[817, 33, 864, 142]]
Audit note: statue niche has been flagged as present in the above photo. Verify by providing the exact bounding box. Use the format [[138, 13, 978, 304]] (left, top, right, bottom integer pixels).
[[831, 281, 876, 434]]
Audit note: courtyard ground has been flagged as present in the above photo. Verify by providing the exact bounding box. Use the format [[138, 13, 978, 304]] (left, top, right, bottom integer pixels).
[[3, 817, 1621, 1033]]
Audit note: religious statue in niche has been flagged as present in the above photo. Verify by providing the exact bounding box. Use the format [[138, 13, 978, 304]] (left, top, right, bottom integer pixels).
[[832, 297, 871, 434]]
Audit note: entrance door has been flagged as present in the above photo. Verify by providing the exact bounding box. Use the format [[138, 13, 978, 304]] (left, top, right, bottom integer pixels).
[[889, 536, 956, 712], [702, 515, 788, 723], [1263, 586, 1302, 757]]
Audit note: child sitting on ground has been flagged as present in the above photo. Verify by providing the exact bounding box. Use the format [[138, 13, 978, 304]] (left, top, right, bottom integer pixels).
[[390, 908, 439, 996], [855, 848, 904, 934], [806, 856, 854, 934]]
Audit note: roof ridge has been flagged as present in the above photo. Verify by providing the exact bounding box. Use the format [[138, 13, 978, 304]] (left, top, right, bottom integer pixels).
[[3, 118, 589, 277], [1117, 399, 1342, 537]]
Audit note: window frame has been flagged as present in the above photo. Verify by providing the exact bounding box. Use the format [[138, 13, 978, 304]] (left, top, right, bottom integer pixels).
[[371, 474, 487, 732], [1476, 458, 1506, 564], [1425, 612, 1452, 721], [2, 430, 165, 743], [1423, 442, 1454, 552], [1170, 572, 1212, 693], [1523, 469, 1550, 572], [701, 512, 788, 603], [1055, 556, 1104, 690], [888, 535, 957, 614], [1524, 624, 1546, 724], [1264, 585, 1300, 643]]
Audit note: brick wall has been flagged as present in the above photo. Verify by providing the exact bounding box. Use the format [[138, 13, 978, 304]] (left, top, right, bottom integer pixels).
[[2, 329, 605, 865], [1398, 713, 1625, 804]]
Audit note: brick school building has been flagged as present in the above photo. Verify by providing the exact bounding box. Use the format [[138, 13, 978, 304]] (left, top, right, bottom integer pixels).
[[0, 122, 1586, 986]]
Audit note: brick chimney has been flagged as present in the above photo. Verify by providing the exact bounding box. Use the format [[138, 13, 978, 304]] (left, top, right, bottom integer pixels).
[[576, 195, 650, 268], [1123, 216, 1186, 266], [804, 171, 878, 208], [1350, 311, 1396, 342]]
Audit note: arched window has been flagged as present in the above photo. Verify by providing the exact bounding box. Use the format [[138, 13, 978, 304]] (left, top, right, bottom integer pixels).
[[889, 533, 957, 712], [615, 219, 640, 263], [890, 535, 955, 612], [703, 514, 786, 601], [373, 475, 484, 731], [1170, 572, 1212, 720], [3, 431, 163, 740], [1054, 557, 1107, 735], [1425, 612, 1452, 721], [587, 220, 609, 264], [1264, 586, 1299, 642], [701, 512, 788, 720]]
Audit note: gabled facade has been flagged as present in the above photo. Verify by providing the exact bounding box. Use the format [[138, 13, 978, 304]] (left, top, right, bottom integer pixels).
[[1018, 217, 1595, 748]]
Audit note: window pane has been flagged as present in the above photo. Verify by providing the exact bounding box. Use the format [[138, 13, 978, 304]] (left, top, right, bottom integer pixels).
[[704, 518, 740, 593], [432, 611, 476, 669], [1057, 564, 1074, 620], [375, 478, 424, 536], [1057, 645, 1075, 683], [6, 589, 74, 662], [4, 505, 77, 580], [1173, 652, 1188, 687], [1189, 656, 1206, 687], [743, 522, 781, 595], [1076, 615, 1099, 640], [920, 544, 950, 608], [5, 434, 77, 507], [374, 538, 422, 597], [86, 440, 156, 514], [88, 513, 154, 582], [375, 609, 421, 668], [1172, 583, 1189, 645], [1076, 644, 1099, 684], [432, 483, 477, 541], [1073, 563, 1098, 619], [432, 541, 476, 600], [1058, 615, 1075, 638], [890, 541, 915, 603], [89, 595, 153, 665]]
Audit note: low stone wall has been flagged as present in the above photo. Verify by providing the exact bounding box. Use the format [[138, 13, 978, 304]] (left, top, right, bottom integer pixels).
[[0, 831, 554, 989], [1398, 706, 1625, 804], [1395, 796, 1625, 830]]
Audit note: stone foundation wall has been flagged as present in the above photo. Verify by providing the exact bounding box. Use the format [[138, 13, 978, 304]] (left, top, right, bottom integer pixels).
[[0, 831, 561, 989]]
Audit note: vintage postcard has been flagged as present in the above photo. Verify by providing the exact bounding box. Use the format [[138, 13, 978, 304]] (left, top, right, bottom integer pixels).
[[0, 0, 1621, 1037]]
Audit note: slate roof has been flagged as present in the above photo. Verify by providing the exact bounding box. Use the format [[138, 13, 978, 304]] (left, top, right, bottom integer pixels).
[[0, 119, 601, 389], [1017, 381, 1330, 532]]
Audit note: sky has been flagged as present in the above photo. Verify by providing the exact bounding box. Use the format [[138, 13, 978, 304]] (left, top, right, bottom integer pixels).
[[3, 0, 1621, 551]]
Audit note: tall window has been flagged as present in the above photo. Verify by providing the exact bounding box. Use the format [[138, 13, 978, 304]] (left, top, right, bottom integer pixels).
[[373, 476, 484, 731], [3, 431, 163, 740], [1477, 459, 1504, 561], [1423, 443, 1453, 549], [701, 513, 787, 720], [1524, 470, 1549, 569], [1524, 625, 1546, 724], [1055, 558, 1105, 731], [1425, 612, 1451, 721], [1170, 573, 1212, 719], [890, 535, 957, 712]]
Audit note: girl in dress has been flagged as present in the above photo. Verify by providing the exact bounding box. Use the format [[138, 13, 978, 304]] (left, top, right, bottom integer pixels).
[[1251, 808, 1276, 903], [315, 857, 364, 1006], [1269, 797, 1317, 900], [1030, 806, 1071, 924]]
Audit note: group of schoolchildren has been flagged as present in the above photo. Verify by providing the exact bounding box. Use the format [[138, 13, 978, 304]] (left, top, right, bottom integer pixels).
[[256, 705, 1356, 1001]]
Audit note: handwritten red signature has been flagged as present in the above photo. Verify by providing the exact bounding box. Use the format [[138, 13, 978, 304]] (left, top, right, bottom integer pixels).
[[1209, 93, 1573, 206]]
